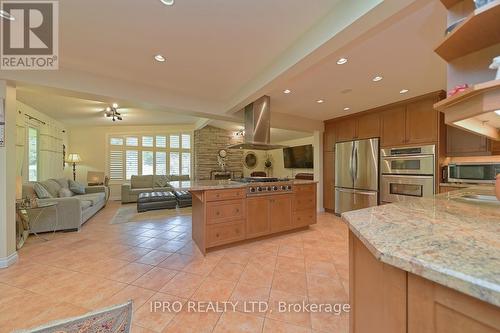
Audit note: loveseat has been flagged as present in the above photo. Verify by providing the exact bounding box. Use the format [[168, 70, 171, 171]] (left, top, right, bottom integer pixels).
[[121, 175, 189, 203], [22, 178, 107, 233]]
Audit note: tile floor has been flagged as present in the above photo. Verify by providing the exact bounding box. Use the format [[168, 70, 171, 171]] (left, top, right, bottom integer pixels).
[[0, 202, 350, 333]]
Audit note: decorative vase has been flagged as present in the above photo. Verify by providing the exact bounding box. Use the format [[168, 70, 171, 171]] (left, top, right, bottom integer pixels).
[[496, 175, 500, 201]]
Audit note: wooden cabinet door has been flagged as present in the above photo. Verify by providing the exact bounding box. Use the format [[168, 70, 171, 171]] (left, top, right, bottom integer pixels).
[[323, 151, 335, 211], [357, 112, 381, 140], [490, 139, 500, 155], [324, 123, 337, 152], [447, 126, 490, 156], [406, 98, 438, 144], [246, 197, 270, 238], [336, 118, 357, 142], [270, 195, 292, 232], [381, 106, 406, 147]]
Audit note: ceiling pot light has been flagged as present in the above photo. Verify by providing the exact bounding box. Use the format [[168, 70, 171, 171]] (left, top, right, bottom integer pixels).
[[154, 54, 166, 62], [372, 76, 383, 82], [160, 0, 174, 5], [344, 107, 350, 111], [0, 10, 15, 21], [336, 58, 348, 65], [495, 110, 500, 116], [400, 89, 409, 94], [283, 89, 291, 94], [316, 99, 324, 104]]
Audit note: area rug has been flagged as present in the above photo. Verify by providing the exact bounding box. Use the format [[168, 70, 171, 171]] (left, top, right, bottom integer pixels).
[[110, 204, 192, 224], [14, 301, 132, 333]]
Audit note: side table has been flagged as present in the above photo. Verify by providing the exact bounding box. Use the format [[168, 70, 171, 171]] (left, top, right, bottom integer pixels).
[[18, 201, 59, 244]]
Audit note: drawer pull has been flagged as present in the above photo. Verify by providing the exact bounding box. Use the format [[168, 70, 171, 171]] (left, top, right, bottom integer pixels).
[[216, 194, 220, 198], [216, 211, 220, 215], [216, 233, 220, 238], [235, 209, 239, 213]]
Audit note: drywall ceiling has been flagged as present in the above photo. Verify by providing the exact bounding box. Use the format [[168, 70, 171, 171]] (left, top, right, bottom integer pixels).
[[207, 120, 311, 143], [0, 0, 445, 127], [16, 87, 199, 126], [268, 0, 447, 120]]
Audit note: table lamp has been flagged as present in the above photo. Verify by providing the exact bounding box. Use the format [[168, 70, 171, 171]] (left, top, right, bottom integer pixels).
[[66, 153, 82, 181], [16, 176, 23, 201]]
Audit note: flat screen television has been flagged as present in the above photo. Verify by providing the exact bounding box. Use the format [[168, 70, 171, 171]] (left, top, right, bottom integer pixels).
[[283, 144, 314, 169]]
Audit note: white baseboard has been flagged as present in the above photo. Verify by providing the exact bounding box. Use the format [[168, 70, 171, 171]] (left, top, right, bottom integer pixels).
[[0, 251, 18, 269]]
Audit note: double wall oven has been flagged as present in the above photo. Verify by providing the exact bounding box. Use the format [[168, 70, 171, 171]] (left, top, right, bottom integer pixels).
[[380, 145, 435, 203]]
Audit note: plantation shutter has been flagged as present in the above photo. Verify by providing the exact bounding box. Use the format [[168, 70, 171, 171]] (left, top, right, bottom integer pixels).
[[126, 150, 139, 179], [109, 151, 123, 180]]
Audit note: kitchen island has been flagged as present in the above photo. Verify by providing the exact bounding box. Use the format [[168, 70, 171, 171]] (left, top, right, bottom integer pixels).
[[187, 179, 317, 254], [342, 187, 500, 333]]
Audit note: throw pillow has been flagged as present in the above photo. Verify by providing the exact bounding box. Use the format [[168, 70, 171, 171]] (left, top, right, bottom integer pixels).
[[59, 188, 74, 198], [155, 175, 171, 187], [33, 183, 52, 199], [69, 180, 86, 194]]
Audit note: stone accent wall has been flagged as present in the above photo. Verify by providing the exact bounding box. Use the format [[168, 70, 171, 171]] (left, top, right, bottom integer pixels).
[[193, 126, 244, 180]]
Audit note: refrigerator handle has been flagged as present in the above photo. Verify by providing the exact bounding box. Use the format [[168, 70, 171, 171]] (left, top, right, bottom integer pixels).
[[349, 144, 355, 181], [353, 144, 359, 180]]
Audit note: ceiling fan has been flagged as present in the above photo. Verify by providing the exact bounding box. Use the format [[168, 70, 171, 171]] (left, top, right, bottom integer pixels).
[[104, 103, 122, 122]]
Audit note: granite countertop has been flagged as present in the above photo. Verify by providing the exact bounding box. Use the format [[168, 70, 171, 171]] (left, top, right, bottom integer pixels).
[[342, 186, 500, 307], [170, 179, 318, 191]]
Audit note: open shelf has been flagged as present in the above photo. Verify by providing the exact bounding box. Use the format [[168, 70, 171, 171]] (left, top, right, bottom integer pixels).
[[435, 0, 500, 61], [434, 80, 500, 140], [440, 0, 463, 9], [434, 80, 500, 111]]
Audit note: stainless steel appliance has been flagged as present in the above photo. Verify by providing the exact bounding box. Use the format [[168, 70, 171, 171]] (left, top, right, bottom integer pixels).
[[380, 145, 435, 203], [236, 177, 293, 196], [447, 163, 500, 184], [335, 138, 379, 215]]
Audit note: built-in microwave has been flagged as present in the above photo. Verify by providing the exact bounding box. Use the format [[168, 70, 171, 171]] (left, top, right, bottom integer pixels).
[[447, 163, 500, 184]]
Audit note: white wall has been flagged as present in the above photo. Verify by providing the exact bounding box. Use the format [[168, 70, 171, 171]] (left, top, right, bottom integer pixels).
[[16, 101, 68, 181], [67, 124, 196, 200]]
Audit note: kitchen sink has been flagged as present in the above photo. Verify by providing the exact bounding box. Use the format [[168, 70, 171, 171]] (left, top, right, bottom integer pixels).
[[451, 194, 500, 206]]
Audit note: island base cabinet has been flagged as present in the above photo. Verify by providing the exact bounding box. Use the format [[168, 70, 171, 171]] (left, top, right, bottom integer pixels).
[[408, 274, 500, 333], [349, 232, 407, 333], [350, 231, 500, 333]]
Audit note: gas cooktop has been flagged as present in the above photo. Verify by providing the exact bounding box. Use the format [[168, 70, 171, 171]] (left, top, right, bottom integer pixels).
[[236, 177, 291, 183]]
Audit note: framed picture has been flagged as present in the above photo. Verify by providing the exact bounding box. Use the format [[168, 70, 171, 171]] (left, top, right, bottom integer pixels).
[[0, 99, 5, 147]]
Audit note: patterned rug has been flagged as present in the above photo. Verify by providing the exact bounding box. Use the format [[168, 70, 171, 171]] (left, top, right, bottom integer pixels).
[[110, 204, 192, 224], [14, 301, 132, 333]]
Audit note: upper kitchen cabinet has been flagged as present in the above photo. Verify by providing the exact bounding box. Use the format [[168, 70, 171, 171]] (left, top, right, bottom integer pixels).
[[324, 122, 337, 152], [447, 125, 489, 156], [357, 112, 381, 140], [336, 118, 357, 142], [381, 106, 406, 147], [406, 98, 439, 144]]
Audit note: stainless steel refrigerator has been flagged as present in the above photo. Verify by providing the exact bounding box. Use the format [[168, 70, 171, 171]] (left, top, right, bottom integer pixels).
[[335, 138, 379, 215]]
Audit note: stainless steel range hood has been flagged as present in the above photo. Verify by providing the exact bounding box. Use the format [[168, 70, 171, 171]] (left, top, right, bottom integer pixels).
[[227, 96, 287, 150]]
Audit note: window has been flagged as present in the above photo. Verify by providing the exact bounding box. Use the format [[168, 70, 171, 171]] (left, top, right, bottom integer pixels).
[[170, 152, 180, 176], [126, 150, 138, 180], [142, 136, 154, 147], [28, 127, 38, 181], [142, 151, 154, 175], [108, 133, 192, 180]]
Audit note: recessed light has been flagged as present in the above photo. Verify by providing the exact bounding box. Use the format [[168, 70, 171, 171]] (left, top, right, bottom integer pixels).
[[400, 89, 409, 94], [0, 10, 15, 21], [495, 110, 500, 116], [337, 58, 348, 65], [344, 107, 350, 111], [160, 0, 174, 5], [372, 76, 383, 82], [316, 99, 325, 104], [283, 89, 291, 94], [112, 103, 118, 108], [154, 54, 166, 62]]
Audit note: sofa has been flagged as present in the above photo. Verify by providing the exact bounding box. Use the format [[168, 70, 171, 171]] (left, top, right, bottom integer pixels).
[[121, 175, 189, 203], [22, 178, 107, 233]]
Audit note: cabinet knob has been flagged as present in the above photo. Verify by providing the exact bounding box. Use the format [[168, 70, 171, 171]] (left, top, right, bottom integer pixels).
[[216, 194, 220, 198], [236, 208, 239, 213], [216, 211, 220, 215], [216, 233, 220, 237]]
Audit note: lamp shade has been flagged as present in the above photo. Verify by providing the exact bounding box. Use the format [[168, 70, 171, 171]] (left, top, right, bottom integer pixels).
[[16, 176, 23, 200], [66, 153, 82, 163]]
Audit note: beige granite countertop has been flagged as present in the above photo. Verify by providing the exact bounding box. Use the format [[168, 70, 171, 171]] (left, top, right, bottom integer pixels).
[[170, 179, 318, 191], [342, 186, 500, 307]]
